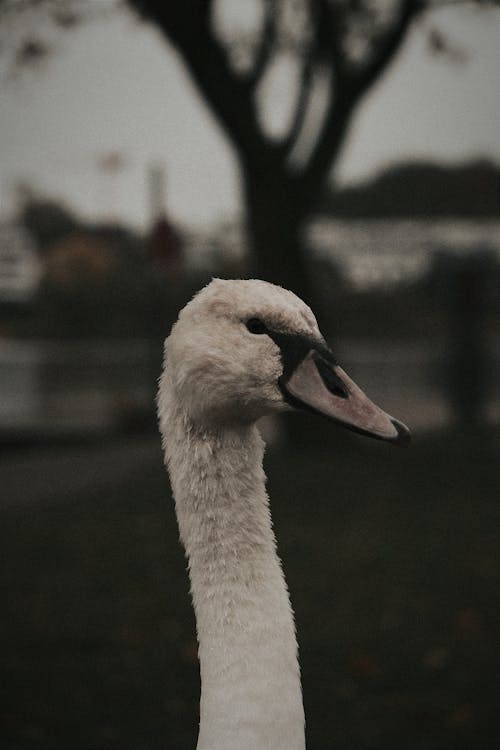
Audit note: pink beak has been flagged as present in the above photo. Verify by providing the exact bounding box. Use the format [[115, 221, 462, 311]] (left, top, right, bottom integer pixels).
[[282, 350, 410, 445]]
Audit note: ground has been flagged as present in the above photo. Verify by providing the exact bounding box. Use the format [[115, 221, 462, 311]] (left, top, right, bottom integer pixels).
[[1, 425, 499, 749]]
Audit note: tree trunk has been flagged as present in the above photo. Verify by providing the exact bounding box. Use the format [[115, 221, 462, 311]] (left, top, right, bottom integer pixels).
[[243, 164, 312, 306]]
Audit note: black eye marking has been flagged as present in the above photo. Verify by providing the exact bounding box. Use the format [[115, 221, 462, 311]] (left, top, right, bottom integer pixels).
[[267, 330, 335, 378], [246, 317, 267, 335]]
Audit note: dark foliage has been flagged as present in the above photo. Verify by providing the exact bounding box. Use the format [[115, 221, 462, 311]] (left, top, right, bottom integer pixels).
[[320, 159, 500, 218]]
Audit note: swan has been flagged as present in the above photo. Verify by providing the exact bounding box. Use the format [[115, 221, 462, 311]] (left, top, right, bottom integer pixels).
[[157, 278, 409, 750]]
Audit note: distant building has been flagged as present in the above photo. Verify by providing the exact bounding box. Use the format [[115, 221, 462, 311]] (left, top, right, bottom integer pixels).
[[0, 223, 41, 304], [147, 164, 183, 273], [149, 216, 182, 271], [43, 232, 115, 288]]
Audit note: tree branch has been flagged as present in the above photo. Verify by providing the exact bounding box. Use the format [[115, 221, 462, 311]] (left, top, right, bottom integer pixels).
[[245, 0, 277, 90], [281, 47, 314, 158], [315, 0, 345, 75], [302, 0, 424, 199], [129, 0, 265, 159], [345, 0, 424, 98]]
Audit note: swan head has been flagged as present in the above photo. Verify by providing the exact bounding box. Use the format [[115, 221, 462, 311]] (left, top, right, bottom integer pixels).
[[159, 278, 409, 443]]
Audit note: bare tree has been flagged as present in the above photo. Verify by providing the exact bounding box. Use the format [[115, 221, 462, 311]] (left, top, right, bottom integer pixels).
[[128, 0, 434, 301], [3, 0, 495, 301]]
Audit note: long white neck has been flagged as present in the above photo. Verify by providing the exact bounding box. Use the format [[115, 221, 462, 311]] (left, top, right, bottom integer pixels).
[[159, 376, 305, 750]]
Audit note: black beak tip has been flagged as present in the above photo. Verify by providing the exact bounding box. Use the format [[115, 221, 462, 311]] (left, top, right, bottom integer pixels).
[[391, 418, 411, 446]]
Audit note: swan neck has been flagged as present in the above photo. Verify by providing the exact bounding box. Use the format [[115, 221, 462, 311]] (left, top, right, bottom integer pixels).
[[161, 402, 305, 750]]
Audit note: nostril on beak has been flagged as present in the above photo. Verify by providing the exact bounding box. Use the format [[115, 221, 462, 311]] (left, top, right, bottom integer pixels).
[[332, 384, 348, 399], [313, 356, 348, 399]]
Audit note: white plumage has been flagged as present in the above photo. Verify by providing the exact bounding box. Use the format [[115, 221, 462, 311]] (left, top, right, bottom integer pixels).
[[157, 278, 409, 750]]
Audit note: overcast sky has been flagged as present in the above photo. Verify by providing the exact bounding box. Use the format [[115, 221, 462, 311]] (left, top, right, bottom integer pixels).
[[0, 3, 499, 231]]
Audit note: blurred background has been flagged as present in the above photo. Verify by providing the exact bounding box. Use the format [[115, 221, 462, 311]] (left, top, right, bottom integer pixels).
[[1, 1, 499, 748]]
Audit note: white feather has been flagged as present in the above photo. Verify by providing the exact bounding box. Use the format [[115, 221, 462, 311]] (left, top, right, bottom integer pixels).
[[157, 279, 322, 750]]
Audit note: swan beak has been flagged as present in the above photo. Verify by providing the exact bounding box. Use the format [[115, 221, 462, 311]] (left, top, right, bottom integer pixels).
[[282, 350, 410, 445]]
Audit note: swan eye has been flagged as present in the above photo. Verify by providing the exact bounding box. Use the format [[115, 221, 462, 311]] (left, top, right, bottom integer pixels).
[[246, 317, 267, 335]]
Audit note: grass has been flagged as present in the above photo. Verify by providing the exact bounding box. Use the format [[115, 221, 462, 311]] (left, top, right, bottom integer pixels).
[[1, 426, 499, 749]]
